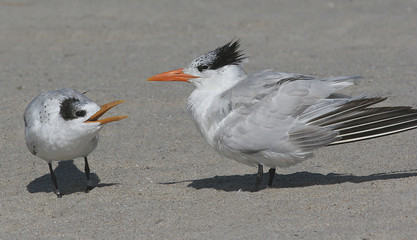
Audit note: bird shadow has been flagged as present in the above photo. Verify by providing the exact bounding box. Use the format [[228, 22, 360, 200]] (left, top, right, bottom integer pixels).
[[27, 160, 118, 196], [161, 169, 417, 192]]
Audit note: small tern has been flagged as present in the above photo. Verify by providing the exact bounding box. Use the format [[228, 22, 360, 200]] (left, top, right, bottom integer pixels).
[[148, 40, 417, 190], [24, 88, 127, 197]]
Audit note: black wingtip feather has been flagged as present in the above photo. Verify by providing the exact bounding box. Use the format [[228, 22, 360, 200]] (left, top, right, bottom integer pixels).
[[308, 97, 388, 125], [330, 119, 417, 145], [321, 104, 417, 145], [306, 96, 417, 146]]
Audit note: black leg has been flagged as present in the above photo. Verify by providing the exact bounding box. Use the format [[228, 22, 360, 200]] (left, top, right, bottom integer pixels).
[[48, 162, 62, 198], [84, 156, 93, 192], [254, 163, 263, 191], [267, 168, 276, 187]]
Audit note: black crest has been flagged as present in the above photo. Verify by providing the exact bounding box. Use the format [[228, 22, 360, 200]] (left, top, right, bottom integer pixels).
[[195, 40, 245, 72], [59, 97, 86, 121]]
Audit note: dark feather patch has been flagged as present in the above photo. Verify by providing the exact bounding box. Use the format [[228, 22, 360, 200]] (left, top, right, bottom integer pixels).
[[197, 40, 245, 71], [28, 143, 37, 155], [59, 97, 82, 121], [304, 96, 417, 145]]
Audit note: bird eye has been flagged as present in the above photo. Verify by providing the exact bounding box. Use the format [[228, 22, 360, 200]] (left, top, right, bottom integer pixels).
[[75, 110, 86, 117], [197, 65, 209, 72]]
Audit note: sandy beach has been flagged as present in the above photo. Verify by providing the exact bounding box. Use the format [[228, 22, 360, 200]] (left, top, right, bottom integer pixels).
[[1, 0, 417, 239]]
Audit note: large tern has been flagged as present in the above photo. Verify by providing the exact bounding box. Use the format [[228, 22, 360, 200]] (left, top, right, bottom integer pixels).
[[148, 40, 417, 190], [24, 88, 127, 197]]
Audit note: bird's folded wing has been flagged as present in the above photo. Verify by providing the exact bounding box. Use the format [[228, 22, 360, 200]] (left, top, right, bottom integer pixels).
[[212, 71, 359, 164]]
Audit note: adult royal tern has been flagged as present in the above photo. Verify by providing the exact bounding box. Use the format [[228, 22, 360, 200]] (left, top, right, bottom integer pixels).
[[148, 40, 417, 190], [24, 88, 127, 197]]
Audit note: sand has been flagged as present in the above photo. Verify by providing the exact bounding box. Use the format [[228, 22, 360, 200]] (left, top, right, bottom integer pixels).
[[1, 0, 417, 239]]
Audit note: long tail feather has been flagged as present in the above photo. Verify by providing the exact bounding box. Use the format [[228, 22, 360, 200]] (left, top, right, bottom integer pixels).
[[306, 97, 417, 145]]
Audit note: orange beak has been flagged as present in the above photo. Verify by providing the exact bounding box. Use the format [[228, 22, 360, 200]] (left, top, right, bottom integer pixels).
[[147, 68, 198, 82], [85, 100, 128, 125]]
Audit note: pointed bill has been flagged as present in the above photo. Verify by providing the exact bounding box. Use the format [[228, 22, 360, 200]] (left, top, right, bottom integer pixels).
[[147, 68, 198, 82], [85, 100, 128, 125]]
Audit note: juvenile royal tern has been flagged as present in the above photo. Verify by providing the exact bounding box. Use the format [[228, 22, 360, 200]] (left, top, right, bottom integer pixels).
[[24, 88, 127, 197], [148, 40, 417, 191]]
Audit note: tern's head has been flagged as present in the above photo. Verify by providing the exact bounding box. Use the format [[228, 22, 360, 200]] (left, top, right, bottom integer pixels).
[[147, 40, 247, 88], [24, 88, 128, 136], [59, 96, 127, 131]]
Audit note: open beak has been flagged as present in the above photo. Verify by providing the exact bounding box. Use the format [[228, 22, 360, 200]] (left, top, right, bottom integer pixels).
[[85, 100, 128, 125], [147, 68, 198, 82]]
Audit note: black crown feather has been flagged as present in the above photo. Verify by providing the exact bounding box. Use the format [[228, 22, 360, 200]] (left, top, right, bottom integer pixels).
[[196, 40, 245, 72]]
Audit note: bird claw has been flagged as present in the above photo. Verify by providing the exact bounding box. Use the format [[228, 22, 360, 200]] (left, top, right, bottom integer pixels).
[[55, 191, 62, 198]]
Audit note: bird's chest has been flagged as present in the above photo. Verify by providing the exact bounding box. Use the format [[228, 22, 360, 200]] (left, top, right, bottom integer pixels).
[[31, 124, 98, 161], [187, 92, 221, 147]]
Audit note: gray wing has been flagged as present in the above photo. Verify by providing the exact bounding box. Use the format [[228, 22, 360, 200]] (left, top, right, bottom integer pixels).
[[210, 70, 359, 167]]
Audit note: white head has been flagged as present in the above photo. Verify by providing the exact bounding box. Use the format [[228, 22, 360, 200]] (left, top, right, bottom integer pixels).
[[58, 95, 102, 132], [147, 40, 247, 89], [25, 88, 127, 132]]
